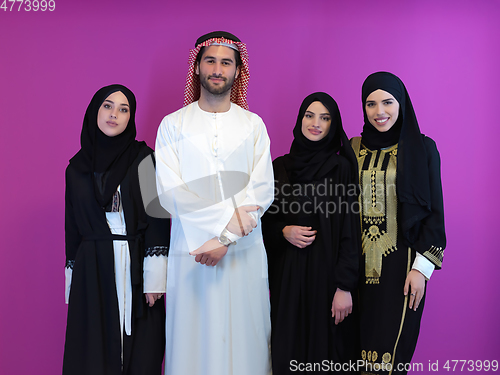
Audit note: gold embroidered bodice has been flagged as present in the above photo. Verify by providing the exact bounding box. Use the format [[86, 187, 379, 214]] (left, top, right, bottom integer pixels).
[[352, 138, 398, 284]]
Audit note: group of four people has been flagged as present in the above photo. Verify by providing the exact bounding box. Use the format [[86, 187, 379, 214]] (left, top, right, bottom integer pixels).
[[63, 31, 446, 375]]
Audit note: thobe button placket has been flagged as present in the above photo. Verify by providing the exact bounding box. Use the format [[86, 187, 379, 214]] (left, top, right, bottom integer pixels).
[[212, 138, 218, 155], [212, 114, 224, 195]]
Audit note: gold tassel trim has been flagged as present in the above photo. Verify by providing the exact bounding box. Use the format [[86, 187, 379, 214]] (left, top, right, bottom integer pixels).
[[423, 245, 444, 268]]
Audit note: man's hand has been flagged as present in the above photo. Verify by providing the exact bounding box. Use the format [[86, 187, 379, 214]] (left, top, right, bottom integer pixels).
[[190, 237, 228, 266], [404, 269, 426, 311], [282, 226, 317, 248], [331, 288, 352, 325], [145, 293, 163, 307], [226, 206, 259, 237]]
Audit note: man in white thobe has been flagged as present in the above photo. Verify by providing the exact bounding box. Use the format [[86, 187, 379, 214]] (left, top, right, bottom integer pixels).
[[155, 31, 274, 375]]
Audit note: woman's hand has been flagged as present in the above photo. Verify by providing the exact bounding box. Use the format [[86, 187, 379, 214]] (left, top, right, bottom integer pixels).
[[282, 226, 317, 248], [404, 269, 426, 311], [331, 288, 352, 325], [189, 237, 228, 266], [145, 293, 163, 307]]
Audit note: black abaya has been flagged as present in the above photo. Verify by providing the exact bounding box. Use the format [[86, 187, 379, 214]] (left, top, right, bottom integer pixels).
[[63, 145, 169, 375], [262, 156, 360, 374]]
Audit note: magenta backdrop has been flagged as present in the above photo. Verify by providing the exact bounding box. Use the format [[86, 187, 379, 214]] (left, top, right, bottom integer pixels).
[[1, 0, 499, 374]]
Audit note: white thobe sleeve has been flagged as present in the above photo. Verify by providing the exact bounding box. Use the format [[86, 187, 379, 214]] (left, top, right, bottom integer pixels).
[[237, 118, 275, 220], [155, 116, 235, 240], [213, 117, 273, 244]]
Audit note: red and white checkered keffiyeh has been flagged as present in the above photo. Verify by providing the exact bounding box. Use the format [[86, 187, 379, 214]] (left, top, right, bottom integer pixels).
[[183, 37, 250, 110]]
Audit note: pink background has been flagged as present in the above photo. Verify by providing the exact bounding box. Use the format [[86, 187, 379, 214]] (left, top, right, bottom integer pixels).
[[1, 0, 499, 373]]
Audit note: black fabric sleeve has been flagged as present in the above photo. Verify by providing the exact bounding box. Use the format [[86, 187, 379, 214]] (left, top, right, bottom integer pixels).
[[333, 160, 361, 292], [411, 137, 446, 269], [144, 216, 170, 257], [141, 149, 170, 257], [261, 206, 288, 252], [65, 166, 81, 269], [261, 158, 290, 254]]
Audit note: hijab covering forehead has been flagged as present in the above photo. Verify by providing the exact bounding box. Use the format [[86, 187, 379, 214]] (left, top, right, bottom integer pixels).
[[360, 72, 405, 150], [284, 92, 357, 183], [362, 72, 404, 106], [183, 31, 250, 110], [360, 72, 432, 240], [70, 84, 144, 208], [80, 85, 137, 159]]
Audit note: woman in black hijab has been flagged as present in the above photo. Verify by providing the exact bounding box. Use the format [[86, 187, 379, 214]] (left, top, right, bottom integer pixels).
[[351, 72, 446, 374], [63, 85, 169, 375], [262, 92, 361, 374]]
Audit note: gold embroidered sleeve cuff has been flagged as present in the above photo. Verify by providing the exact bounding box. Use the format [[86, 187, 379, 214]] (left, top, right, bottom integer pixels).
[[422, 245, 444, 268]]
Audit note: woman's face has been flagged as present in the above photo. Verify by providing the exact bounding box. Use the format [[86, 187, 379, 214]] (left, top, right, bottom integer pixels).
[[301, 101, 331, 141], [365, 89, 400, 132], [97, 91, 130, 137]]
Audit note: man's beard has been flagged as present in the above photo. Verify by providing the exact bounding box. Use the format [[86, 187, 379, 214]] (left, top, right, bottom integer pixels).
[[199, 72, 236, 96]]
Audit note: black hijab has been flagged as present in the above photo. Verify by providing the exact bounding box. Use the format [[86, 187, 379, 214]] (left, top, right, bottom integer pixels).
[[272, 93, 361, 291], [69, 84, 145, 208], [360, 72, 432, 241], [282, 92, 357, 183]]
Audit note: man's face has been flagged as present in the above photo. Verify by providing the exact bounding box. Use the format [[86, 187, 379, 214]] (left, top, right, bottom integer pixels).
[[196, 45, 240, 96]]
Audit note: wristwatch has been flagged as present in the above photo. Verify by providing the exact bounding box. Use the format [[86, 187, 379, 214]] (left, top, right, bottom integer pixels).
[[217, 232, 234, 246]]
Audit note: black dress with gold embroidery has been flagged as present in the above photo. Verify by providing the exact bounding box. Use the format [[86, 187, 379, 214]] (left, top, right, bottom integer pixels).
[[351, 136, 445, 375]]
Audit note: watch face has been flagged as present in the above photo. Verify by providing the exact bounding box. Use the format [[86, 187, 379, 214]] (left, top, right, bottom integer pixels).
[[219, 235, 232, 246]]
